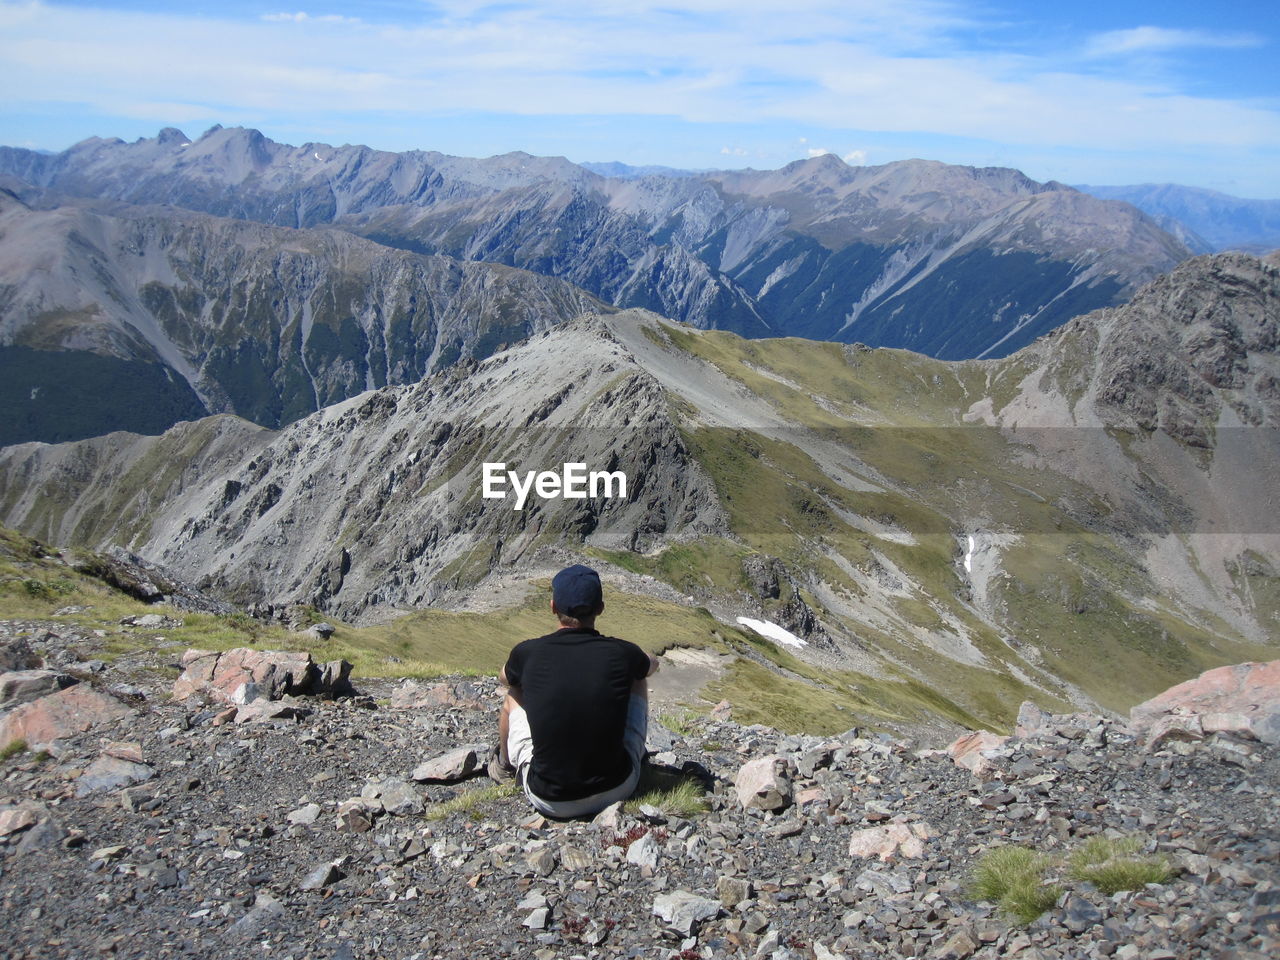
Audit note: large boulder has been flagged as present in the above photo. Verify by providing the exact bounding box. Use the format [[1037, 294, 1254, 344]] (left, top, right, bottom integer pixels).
[[1129, 660, 1280, 745], [171, 648, 353, 703], [0, 684, 132, 751]]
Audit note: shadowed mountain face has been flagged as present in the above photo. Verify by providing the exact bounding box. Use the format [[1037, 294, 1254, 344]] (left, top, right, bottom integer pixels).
[[1, 126, 1192, 363], [2, 253, 1276, 726], [0, 184, 603, 444]]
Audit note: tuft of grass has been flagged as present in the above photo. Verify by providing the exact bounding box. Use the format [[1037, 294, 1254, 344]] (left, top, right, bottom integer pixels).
[[423, 782, 520, 821], [657, 708, 702, 738], [1, 739, 28, 761], [1067, 835, 1172, 895], [970, 846, 1063, 925], [626, 765, 709, 819]]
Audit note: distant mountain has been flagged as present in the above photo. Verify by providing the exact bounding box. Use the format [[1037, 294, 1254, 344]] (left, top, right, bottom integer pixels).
[[579, 161, 704, 179], [0, 126, 1193, 361], [0, 183, 601, 444], [1077, 183, 1280, 254], [3, 252, 1276, 723]]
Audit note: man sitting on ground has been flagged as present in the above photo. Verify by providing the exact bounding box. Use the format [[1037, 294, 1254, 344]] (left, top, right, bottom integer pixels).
[[495, 564, 658, 818]]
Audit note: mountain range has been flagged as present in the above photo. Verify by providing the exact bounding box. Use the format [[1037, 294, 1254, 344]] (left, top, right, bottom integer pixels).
[[1077, 183, 1280, 254], [0, 126, 1201, 445], [2, 250, 1276, 733]]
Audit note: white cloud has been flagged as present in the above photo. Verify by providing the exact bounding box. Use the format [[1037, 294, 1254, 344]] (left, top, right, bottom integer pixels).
[[1084, 26, 1263, 58], [843, 149, 867, 164], [262, 12, 361, 25], [720, 146, 747, 155], [0, 0, 1276, 184], [806, 147, 829, 157]]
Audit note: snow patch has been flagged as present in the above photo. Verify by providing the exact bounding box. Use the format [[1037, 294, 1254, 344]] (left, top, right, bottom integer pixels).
[[964, 535, 975, 573], [736, 616, 806, 648], [29, 387, 39, 401]]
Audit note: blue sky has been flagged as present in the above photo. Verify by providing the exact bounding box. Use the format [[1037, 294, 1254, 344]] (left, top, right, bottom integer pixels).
[[2, 0, 1278, 196]]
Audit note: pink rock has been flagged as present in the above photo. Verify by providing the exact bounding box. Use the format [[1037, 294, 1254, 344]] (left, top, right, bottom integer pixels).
[[0, 684, 132, 752], [1145, 714, 1204, 751], [1129, 660, 1280, 744], [711, 700, 733, 720], [945, 730, 1010, 778], [796, 786, 828, 806], [102, 741, 144, 763], [734, 755, 794, 812], [847, 821, 933, 861], [172, 648, 334, 704], [389, 680, 483, 710]]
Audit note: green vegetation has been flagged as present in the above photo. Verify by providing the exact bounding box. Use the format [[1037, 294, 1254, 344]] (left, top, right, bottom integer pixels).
[[972, 834, 1174, 924], [1067, 836, 1172, 895], [656, 708, 703, 738], [625, 764, 709, 818], [590, 538, 750, 596], [423, 782, 521, 821], [970, 845, 1063, 925], [0, 739, 28, 762]]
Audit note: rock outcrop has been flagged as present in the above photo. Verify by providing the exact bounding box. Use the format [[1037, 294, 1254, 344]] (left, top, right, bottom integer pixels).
[[1129, 660, 1280, 745], [171, 647, 354, 705]]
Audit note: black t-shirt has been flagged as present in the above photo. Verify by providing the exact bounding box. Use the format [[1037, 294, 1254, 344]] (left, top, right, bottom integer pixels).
[[503, 627, 651, 802]]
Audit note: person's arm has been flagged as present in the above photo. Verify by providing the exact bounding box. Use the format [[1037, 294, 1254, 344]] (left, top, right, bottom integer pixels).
[[645, 653, 659, 677]]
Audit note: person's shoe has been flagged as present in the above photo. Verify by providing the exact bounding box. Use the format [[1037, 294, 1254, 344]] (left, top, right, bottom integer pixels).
[[486, 742, 516, 783]]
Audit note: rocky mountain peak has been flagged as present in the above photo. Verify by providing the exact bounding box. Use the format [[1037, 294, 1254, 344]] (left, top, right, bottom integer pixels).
[[154, 127, 190, 146]]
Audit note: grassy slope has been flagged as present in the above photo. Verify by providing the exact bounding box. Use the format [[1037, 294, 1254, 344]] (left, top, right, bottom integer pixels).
[[627, 321, 1276, 721], [1, 526, 1003, 736]]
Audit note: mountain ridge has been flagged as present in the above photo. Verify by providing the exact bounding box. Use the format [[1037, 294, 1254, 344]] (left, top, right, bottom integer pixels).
[[0, 126, 1193, 363]]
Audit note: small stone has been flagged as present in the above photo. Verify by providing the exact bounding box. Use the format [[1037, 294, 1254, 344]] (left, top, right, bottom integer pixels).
[[522, 907, 550, 929], [560, 845, 593, 871], [525, 846, 556, 877], [1062, 895, 1103, 934], [734, 755, 793, 811], [336, 799, 374, 833], [652, 890, 721, 936], [300, 860, 345, 891], [227, 892, 286, 939], [936, 929, 979, 959], [626, 832, 659, 869], [716, 875, 753, 908], [76, 755, 155, 796], [0, 807, 38, 837], [287, 803, 322, 826], [411, 745, 485, 783]]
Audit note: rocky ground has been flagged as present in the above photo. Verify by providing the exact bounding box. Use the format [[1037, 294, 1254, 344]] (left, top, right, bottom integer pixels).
[[1, 619, 1278, 960]]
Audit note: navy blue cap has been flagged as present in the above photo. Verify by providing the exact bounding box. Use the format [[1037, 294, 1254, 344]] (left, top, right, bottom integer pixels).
[[552, 564, 603, 616]]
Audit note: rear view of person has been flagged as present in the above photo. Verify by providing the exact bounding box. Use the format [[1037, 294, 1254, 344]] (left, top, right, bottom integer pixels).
[[495, 564, 658, 818]]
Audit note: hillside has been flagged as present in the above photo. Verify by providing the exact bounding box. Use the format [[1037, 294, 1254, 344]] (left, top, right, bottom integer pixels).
[[2, 252, 1276, 735], [0, 126, 1192, 362], [0, 184, 602, 444], [0, 536, 1276, 960]]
